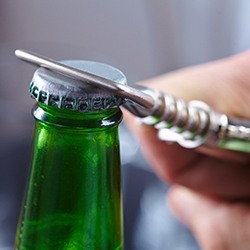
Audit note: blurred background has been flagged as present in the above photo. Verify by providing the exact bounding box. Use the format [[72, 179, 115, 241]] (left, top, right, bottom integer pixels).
[[1, 1, 250, 249]]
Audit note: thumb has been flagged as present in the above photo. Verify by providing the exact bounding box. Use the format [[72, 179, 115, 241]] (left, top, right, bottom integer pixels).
[[168, 186, 250, 250]]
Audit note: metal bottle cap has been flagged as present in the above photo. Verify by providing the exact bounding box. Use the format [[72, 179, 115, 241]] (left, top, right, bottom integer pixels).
[[30, 60, 127, 112]]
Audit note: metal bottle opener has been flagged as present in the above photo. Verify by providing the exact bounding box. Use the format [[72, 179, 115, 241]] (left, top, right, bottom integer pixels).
[[15, 49, 250, 153]]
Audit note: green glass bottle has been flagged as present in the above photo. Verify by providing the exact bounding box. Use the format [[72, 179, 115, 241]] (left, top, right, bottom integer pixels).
[[15, 61, 126, 250]]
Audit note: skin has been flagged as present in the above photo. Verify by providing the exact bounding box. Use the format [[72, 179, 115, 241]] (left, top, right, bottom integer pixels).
[[123, 51, 250, 249]]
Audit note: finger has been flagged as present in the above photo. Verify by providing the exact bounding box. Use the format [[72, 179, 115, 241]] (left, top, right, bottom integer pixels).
[[124, 52, 250, 162], [168, 186, 250, 250], [123, 110, 250, 198], [138, 51, 250, 119]]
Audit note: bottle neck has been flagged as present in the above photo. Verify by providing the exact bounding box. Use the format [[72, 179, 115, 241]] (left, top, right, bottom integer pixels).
[[16, 102, 124, 249], [32, 103, 123, 129]]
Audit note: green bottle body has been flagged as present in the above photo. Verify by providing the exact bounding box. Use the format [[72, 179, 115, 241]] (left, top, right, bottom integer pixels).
[[15, 104, 123, 250]]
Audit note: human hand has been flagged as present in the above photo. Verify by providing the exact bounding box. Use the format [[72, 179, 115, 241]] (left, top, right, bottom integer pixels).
[[124, 51, 250, 249], [124, 51, 250, 198]]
